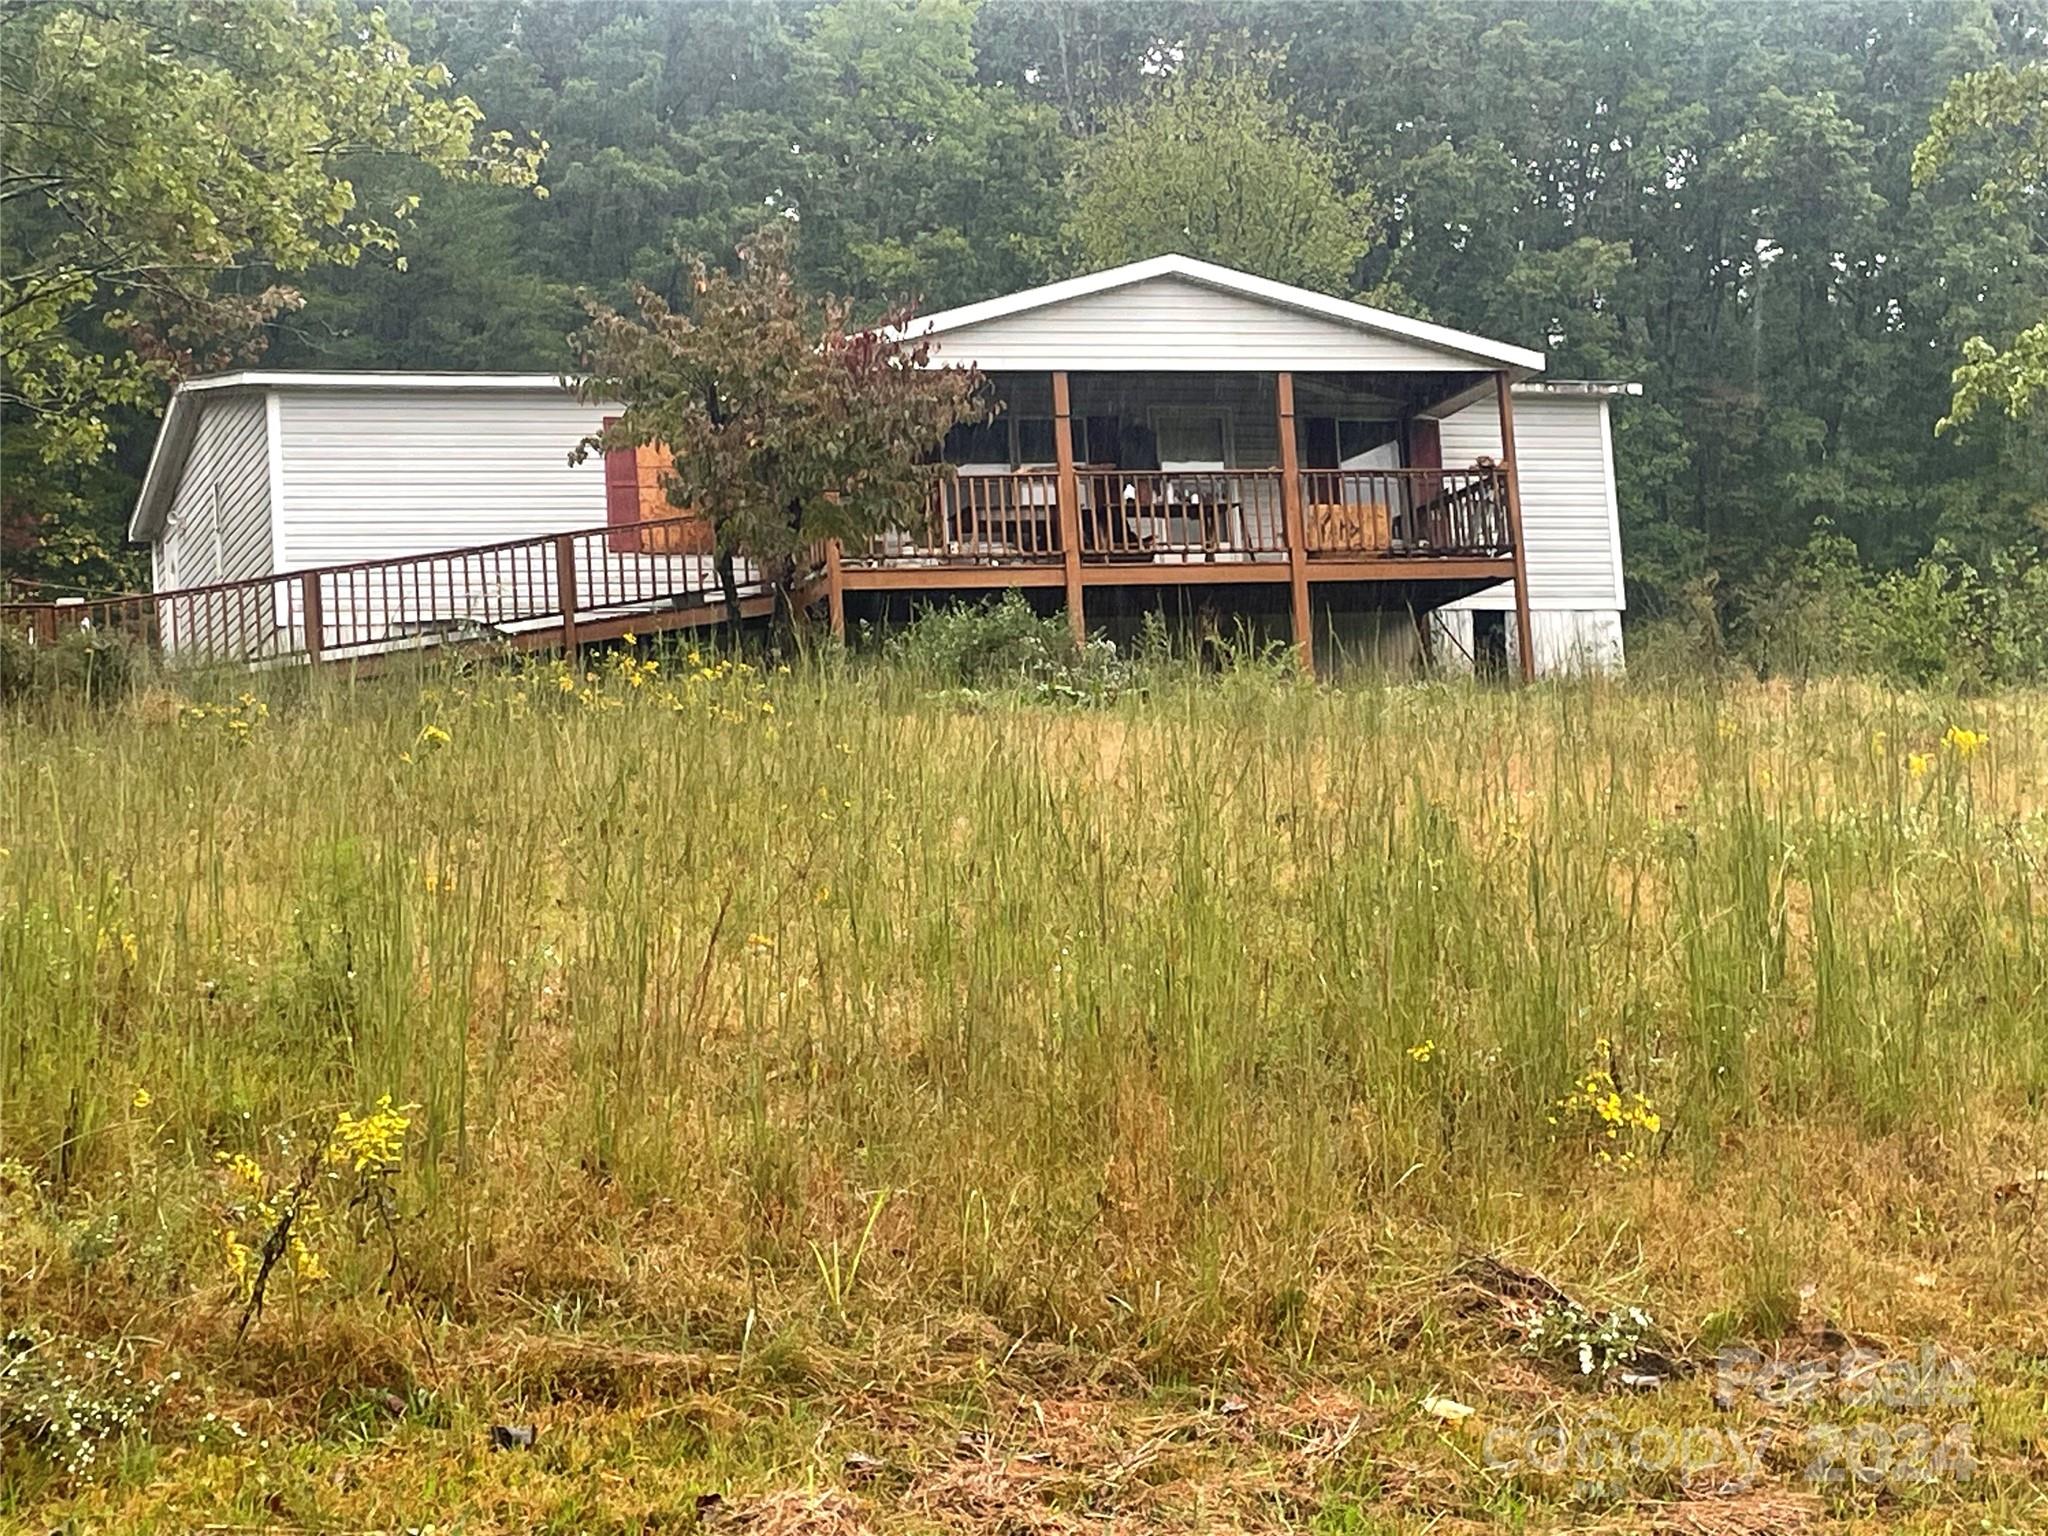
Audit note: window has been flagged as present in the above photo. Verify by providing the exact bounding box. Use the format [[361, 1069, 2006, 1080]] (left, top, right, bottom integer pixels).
[[1014, 417, 1056, 466], [1153, 408, 1230, 470], [1305, 417, 1402, 469], [1337, 419, 1400, 465], [944, 418, 1011, 469], [946, 414, 1090, 468]]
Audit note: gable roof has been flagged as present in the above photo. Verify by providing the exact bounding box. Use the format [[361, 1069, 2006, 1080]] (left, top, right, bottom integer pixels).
[[904, 254, 1548, 375]]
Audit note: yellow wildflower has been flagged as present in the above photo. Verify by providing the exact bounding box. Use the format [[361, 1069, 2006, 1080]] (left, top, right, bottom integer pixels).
[[1908, 752, 1932, 780], [131, 1087, 153, 1110], [1942, 726, 1986, 759], [329, 1095, 411, 1174], [1406, 1039, 1436, 1062]]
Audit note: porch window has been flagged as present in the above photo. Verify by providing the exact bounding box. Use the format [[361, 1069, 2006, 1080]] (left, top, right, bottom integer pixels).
[[943, 418, 1011, 471], [1153, 408, 1230, 470], [1014, 416, 1056, 467], [1303, 417, 1402, 469], [944, 414, 1074, 469]]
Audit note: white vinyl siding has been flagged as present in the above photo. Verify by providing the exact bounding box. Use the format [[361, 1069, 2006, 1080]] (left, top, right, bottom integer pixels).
[[925, 276, 1500, 373], [158, 393, 271, 589], [1439, 394, 1625, 613], [273, 389, 614, 566], [1431, 609, 1626, 675], [268, 387, 742, 647], [153, 392, 280, 660]]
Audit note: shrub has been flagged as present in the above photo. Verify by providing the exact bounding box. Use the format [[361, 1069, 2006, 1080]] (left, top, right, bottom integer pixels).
[[0, 621, 145, 705], [884, 593, 1134, 703], [1729, 527, 2048, 687]]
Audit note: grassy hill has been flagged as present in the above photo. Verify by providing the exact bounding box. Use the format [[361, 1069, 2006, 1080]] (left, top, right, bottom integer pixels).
[[4, 648, 2044, 1532]]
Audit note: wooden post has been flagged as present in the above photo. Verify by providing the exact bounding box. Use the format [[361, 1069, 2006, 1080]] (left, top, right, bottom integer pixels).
[[1276, 371, 1313, 673], [1494, 371, 1537, 683], [1051, 370, 1085, 644], [555, 533, 579, 655], [825, 539, 846, 640], [300, 572, 324, 662]]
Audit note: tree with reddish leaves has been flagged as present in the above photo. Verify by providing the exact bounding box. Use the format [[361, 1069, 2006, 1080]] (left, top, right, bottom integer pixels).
[[570, 225, 988, 630]]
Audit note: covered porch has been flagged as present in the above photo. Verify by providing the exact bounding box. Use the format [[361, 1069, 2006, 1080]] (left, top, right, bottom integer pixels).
[[832, 364, 1535, 675]]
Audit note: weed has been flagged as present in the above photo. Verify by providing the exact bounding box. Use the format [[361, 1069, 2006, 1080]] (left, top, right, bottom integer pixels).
[[0, 1327, 166, 1479]]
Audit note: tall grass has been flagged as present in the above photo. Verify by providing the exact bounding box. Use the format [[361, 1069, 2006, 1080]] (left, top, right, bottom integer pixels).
[[3, 651, 2044, 1371]]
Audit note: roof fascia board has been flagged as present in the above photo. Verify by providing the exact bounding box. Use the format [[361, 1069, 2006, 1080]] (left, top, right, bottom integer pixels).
[[907, 254, 1548, 375]]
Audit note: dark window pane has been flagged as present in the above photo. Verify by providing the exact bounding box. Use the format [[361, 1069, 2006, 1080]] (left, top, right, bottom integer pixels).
[[945, 418, 1010, 465], [1015, 417, 1056, 464], [1338, 419, 1400, 461], [1303, 418, 1340, 469]]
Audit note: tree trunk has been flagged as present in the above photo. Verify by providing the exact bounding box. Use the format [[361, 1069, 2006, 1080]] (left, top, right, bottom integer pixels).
[[716, 550, 741, 631], [773, 496, 808, 650]]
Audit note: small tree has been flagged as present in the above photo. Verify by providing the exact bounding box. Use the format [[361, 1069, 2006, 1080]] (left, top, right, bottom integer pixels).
[[570, 227, 988, 628]]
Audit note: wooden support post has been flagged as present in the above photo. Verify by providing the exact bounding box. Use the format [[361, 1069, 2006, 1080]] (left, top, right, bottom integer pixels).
[[1494, 371, 1537, 683], [300, 572, 324, 662], [1276, 371, 1313, 674], [555, 533, 579, 655], [1052, 370, 1085, 644], [825, 539, 846, 640]]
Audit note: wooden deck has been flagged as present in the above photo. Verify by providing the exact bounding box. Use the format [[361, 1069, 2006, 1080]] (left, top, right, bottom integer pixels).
[[2, 519, 812, 673], [2, 464, 1518, 676], [7, 374, 1537, 677]]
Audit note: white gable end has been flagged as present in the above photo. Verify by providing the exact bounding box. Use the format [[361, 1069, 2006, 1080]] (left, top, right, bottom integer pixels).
[[923, 275, 1510, 374]]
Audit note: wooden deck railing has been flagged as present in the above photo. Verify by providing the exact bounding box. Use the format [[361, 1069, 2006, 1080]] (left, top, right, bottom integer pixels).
[[848, 465, 1509, 569], [4, 466, 1513, 672], [1299, 465, 1511, 557], [1078, 470, 1289, 560], [853, 468, 1063, 565], [1, 515, 791, 670]]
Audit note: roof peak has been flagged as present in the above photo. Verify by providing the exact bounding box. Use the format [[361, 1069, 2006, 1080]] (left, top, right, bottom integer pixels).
[[907, 254, 1547, 375]]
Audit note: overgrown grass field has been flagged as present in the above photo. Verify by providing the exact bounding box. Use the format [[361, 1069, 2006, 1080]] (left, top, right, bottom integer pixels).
[[3, 645, 2045, 1534]]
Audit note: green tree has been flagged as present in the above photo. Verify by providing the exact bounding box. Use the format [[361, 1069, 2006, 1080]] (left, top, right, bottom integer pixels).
[[0, 0, 544, 582], [1066, 65, 1376, 292], [570, 227, 988, 625], [793, 0, 1065, 310], [1914, 61, 2048, 430]]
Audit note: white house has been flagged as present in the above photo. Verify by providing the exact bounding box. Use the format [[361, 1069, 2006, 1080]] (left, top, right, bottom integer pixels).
[[125, 256, 1633, 674]]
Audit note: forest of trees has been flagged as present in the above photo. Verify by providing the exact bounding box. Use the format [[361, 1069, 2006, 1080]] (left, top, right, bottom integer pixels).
[[4, 0, 2045, 638]]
